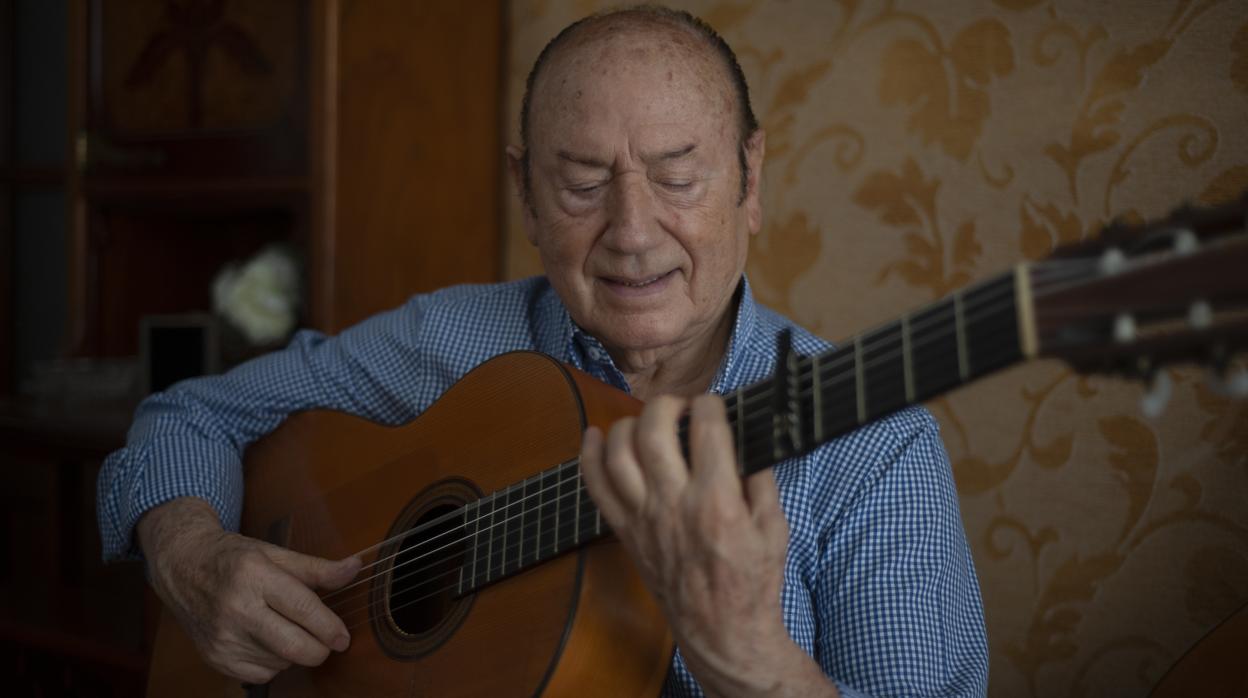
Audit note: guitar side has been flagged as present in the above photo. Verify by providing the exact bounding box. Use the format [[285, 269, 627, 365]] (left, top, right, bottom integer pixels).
[[147, 352, 672, 697]]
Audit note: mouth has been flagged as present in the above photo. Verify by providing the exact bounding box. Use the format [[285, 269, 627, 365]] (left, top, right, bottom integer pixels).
[[599, 269, 676, 297]]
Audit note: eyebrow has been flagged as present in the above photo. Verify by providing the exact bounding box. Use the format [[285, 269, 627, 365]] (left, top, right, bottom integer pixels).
[[557, 150, 610, 169], [555, 144, 698, 169], [648, 144, 697, 163]]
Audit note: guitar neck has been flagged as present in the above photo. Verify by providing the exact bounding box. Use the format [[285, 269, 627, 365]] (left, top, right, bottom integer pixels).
[[722, 266, 1032, 477], [457, 267, 1035, 595]]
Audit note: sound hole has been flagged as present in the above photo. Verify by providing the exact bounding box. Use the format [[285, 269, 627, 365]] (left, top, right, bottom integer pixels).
[[388, 503, 466, 635], [371, 478, 477, 659]]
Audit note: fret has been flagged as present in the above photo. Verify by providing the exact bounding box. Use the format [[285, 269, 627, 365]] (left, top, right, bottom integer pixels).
[[862, 322, 907, 420], [503, 482, 521, 577], [517, 477, 528, 566], [811, 354, 823, 442], [486, 490, 503, 585], [461, 501, 474, 594], [911, 299, 961, 401], [538, 467, 560, 561], [744, 386, 778, 475], [549, 467, 559, 557], [817, 346, 859, 441], [573, 467, 582, 544], [577, 481, 600, 544], [901, 314, 915, 403], [556, 462, 578, 553], [853, 335, 866, 424], [574, 486, 599, 546], [964, 275, 1021, 375], [521, 474, 539, 566], [954, 291, 970, 381]]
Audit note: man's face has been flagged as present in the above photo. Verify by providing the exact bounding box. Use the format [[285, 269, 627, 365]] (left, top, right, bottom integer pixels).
[[513, 29, 764, 357]]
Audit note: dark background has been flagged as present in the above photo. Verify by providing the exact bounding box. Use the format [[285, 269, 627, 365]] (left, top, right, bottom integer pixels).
[[1, 1, 504, 693]]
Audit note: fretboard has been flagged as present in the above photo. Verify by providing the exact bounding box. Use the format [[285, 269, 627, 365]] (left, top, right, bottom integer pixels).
[[731, 269, 1024, 476], [454, 268, 1026, 595]]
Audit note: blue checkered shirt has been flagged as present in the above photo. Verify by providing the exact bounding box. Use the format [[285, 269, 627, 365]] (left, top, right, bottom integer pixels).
[[98, 276, 988, 696]]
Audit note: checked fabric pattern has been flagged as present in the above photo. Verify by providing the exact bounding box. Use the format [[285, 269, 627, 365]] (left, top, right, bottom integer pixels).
[[98, 276, 988, 696]]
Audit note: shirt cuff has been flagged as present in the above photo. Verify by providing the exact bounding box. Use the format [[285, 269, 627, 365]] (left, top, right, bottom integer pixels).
[[113, 435, 244, 560]]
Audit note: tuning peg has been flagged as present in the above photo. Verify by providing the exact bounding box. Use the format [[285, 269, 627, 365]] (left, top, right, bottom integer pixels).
[[1173, 228, 1198, 255], [1100, 247, 1127, 275], [1141, 369, 1172, 418], [1208, 365, 1248, 399], [1187, 300, 1213, 330], [1114, 313, 1136, 343]]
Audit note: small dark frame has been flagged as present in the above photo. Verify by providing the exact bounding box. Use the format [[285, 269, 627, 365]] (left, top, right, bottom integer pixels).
[[139, 312, 219, 394]]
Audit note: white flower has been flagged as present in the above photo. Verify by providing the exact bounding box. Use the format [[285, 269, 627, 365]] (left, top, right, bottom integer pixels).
[[212, 245, 300, 345]]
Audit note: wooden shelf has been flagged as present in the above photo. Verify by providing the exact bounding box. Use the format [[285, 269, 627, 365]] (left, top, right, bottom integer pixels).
[[83, 174, 309, 205], [0, 166, 68, 188]]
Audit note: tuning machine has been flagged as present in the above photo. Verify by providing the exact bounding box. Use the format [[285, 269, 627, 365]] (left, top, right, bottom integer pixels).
[[1137, 358, 1173, 419], [1207, 344, 1248, 399]]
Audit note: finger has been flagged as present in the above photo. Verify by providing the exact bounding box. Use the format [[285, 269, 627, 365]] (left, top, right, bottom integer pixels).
[[604, 416, 647, 512], [249, 605, 333, 668], [688, 395, 742, 498], [744, 468, 789, 546], [633, 395, 690, 495], [269, 547, 361, 592], [579, 426, 629, 530], [263, 569, 351, 653]]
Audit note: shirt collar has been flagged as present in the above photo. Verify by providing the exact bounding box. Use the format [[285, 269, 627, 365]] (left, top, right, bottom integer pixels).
[[534, 275, 762, 396]]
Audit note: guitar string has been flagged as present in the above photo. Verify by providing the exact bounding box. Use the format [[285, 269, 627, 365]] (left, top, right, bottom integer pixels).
[[321, 261, 1100, 612], [339, 471, 600, 632], [320, 270, 1082, 617], [336, 321, 1041, 631], [322, 258, 1097, 589], [335, 299, 1041, 636], [324, 258, 1097, 589], [317, 270, 1041, 606]]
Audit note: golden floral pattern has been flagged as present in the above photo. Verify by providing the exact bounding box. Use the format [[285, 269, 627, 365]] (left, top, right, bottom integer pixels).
[[880, 18, 1015, 162], [505, 2, 1248, 696]]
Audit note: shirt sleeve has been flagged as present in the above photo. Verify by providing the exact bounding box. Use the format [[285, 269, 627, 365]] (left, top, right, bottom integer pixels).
[[814, 416, 989, 697], [96, 294, 435, 561]]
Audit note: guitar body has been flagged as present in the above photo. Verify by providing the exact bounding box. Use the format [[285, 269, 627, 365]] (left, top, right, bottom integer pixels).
[[147, 352, 673, 696]]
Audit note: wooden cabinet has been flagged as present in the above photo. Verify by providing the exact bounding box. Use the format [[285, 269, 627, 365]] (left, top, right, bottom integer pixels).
[[1, 0, 504, 690], [65, 0, 503, 356]]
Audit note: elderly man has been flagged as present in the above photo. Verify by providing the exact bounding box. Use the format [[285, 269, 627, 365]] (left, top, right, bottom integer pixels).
[[99, 6, 988, 696]]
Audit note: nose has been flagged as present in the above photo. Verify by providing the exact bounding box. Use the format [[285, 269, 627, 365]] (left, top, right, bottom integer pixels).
[[600, 173, 661, 255]]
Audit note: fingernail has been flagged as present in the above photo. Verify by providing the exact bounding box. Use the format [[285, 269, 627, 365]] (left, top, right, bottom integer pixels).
[[334, 633, 350, 652]]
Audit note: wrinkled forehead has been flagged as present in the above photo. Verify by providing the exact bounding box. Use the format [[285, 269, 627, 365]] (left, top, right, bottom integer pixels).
[[528, 23, 737, 152]]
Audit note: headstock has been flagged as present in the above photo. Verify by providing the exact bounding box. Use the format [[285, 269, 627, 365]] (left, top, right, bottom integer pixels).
[[1027, 192, 1248, 411]]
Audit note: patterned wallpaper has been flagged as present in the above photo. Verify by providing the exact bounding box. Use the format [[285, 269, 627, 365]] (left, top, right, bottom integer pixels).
[[504, 2, 1248, 696]]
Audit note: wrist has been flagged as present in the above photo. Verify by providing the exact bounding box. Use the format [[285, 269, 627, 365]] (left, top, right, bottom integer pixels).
[[685, 634, 839, 698], [136, 497, 223, 561]]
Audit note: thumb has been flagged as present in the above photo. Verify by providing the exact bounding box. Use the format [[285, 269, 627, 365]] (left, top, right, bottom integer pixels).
[[268, 547, 362, 591]]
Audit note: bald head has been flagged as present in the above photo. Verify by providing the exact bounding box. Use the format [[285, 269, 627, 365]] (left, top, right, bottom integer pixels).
[[518, 6, 758, 205]]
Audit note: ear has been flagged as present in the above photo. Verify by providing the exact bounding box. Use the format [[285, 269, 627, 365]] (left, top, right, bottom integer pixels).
[[506, 144, 540, 246], [742, 129, 766, 236]]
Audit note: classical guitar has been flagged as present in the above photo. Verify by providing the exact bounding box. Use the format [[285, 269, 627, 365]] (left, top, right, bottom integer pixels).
[[147, 196, 1248, 696]]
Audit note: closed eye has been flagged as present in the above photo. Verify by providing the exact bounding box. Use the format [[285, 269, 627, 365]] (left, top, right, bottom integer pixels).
[[658, 180, 693, 191], [565, 182, 606, 199]]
